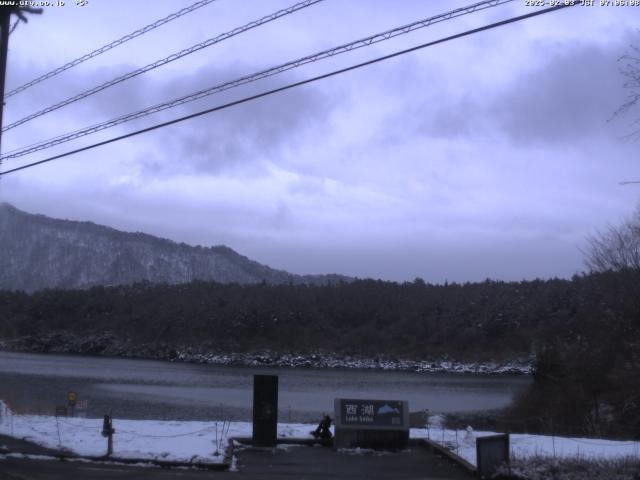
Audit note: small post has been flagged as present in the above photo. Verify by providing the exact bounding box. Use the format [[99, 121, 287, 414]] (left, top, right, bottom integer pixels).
[[551, 418, 556, 458], [101, 414, 115, 457], [214, 422, 218, 455], [55, 415, 63, 449], [455, 428, 459, 455], [425, 409, 430, 439]]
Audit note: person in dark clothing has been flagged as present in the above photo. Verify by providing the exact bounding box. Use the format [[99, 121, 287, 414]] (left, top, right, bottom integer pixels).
[[311, 414, 333, 440]]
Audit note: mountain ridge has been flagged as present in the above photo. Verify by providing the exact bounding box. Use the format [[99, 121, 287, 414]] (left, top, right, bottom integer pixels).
[[0, 203, 349, 291]]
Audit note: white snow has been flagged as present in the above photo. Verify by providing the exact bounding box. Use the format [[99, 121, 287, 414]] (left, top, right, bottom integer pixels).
[[2, 402, 639, 467], [0, 401, 314, 464], [413, 417, 640, 467]]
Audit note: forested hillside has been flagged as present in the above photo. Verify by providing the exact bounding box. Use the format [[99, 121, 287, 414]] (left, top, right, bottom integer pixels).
[[0, 272, 637, 360], [0, 203, 347, 291]]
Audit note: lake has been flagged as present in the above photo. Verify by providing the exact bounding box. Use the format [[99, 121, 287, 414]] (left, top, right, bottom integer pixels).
[[0, 351, 530, 422]]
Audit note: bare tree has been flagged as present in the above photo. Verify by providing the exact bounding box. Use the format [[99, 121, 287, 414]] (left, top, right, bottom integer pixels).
[[0, 5, 42, 33], [585, 208, 640, 272], [616, 42, 640, 139]]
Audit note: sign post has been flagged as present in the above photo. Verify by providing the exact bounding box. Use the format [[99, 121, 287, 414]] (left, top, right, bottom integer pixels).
[[67, 391, 77, 418], [101, 415, 115, 457], [334, 398, 409, 450]]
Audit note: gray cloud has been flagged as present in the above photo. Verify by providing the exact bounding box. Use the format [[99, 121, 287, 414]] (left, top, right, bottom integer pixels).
[[134, 64, 337, 176], [4, 55, 337, 179], [410, 36, 633, 145], [492, 42, 628, 145]]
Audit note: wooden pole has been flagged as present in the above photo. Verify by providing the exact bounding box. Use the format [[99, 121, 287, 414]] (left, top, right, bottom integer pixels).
[[0, 7, 11, 158]]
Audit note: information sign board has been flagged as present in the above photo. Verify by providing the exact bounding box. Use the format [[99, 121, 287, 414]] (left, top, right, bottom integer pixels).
[[333, 398, 409, 449], [337, 399, 407, 428]]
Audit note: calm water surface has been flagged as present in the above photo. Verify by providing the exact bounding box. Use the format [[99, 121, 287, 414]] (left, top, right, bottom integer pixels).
[[0, 351, 530, 422]]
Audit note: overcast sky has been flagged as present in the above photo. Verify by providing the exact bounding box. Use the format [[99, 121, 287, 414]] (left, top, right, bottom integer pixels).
[[0, 0, 638, 282]]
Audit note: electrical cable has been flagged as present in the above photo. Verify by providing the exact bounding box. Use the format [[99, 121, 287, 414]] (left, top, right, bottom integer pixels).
[[2, 0, 324, 132], [0, 4, 577, 178], [0, 0, 515, 161], [5, 0, 219, 99]]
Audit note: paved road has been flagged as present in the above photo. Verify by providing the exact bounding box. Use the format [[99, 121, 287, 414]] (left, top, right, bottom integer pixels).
[[0, 444, 472, 479]]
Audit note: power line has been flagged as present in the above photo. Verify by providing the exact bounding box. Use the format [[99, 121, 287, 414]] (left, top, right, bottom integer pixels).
[[1, 0, 515, 162], [0, 3, 576, 178], [4, 0, 218, 99], [1, 0, 324, 132]]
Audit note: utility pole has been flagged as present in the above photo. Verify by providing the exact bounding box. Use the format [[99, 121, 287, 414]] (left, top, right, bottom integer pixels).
[[0, 5, 42, 161], [0, 6, 12, 159]]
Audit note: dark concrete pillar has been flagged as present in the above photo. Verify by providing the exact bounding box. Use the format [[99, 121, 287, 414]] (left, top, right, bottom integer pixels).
[[252, 374, 278, 446]]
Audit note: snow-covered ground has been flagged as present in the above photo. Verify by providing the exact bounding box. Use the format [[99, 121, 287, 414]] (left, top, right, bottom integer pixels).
[[2, 402, 639, 467], [0, 402, 314, 464], [413, 421, 640, 467]]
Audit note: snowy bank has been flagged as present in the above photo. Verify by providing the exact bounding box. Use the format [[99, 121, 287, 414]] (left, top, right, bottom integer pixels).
[[174, 350, 533, 375]]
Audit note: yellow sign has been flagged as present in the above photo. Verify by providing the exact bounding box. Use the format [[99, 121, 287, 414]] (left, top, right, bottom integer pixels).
[[67, 391, 77, 406]]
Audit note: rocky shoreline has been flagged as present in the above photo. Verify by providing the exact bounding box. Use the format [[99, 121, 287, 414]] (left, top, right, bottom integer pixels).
[[0, 332, 533, 375]]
